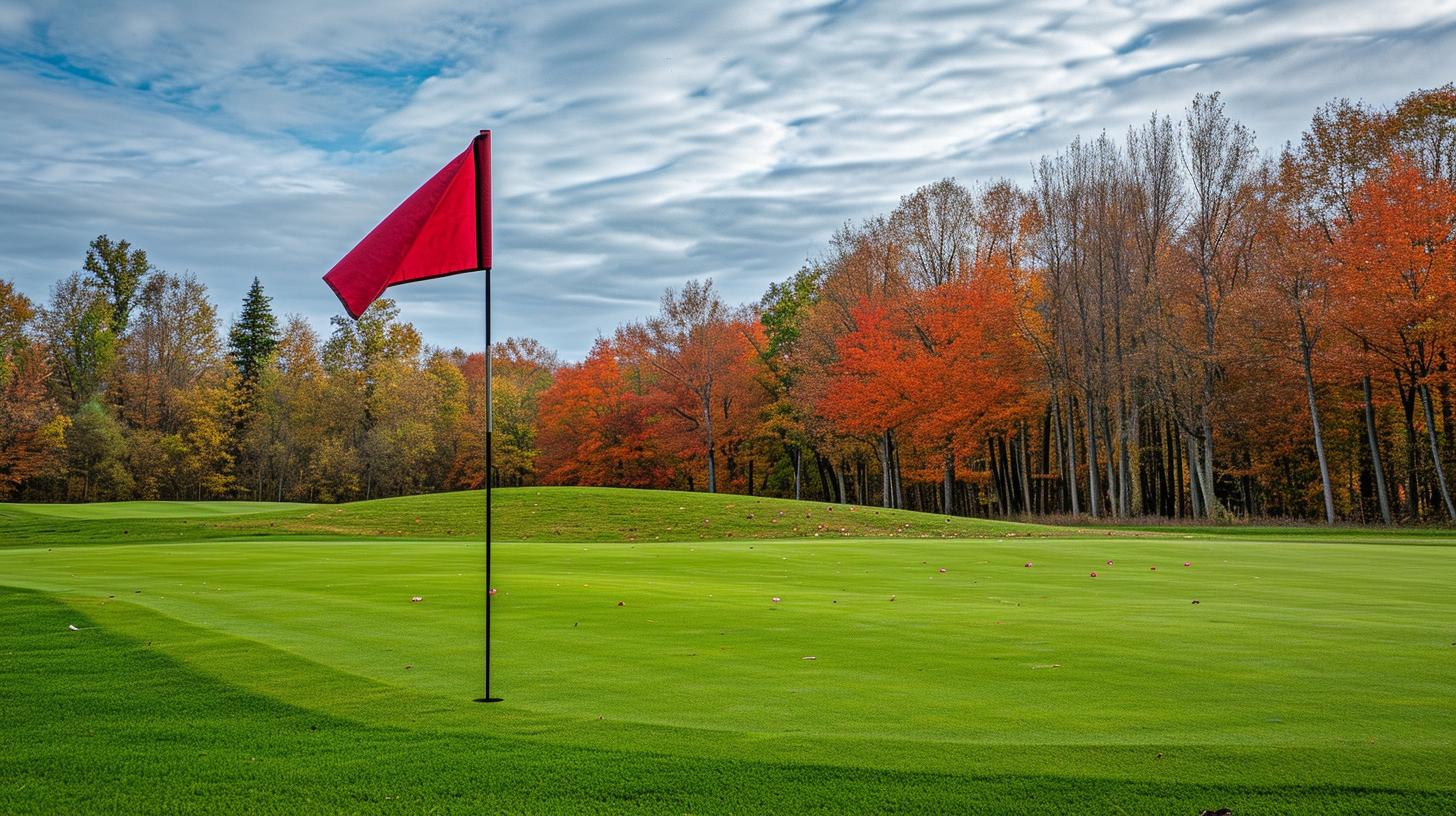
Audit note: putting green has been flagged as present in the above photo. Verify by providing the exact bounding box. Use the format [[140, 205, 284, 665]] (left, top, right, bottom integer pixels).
[[2, 488, 1454, 813]]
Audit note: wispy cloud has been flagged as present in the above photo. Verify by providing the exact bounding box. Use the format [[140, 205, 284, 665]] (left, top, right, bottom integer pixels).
[[2, 0, 1454, 357]]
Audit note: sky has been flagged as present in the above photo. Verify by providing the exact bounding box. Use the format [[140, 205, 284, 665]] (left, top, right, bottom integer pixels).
[[2, 0, 1454, 360]]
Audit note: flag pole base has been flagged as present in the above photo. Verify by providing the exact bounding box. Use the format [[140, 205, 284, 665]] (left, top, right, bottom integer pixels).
[[473, 697, 504, 703]]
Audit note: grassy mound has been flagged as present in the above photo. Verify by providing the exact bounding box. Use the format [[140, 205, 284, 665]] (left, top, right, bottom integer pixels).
[[262, 486, 1044, 541], [1, 487, 1043, 549]]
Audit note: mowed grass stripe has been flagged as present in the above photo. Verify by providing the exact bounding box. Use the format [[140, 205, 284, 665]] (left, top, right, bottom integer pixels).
[[4, 535, 1454, 779]]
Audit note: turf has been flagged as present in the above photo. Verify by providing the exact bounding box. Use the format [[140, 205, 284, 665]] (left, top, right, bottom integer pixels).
[[2, 488, 1454, 813]]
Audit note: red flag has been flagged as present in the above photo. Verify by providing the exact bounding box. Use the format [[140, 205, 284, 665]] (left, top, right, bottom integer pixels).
[[324, 132, 491, 319]]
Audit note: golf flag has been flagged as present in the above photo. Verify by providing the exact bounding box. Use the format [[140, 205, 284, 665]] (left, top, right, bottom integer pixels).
[[323, 133, 492, 319], [320, 131, 504, 703]]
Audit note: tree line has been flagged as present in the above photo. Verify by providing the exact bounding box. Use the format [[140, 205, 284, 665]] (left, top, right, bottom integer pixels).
[[537, 85, 1456, 524], [0, 242, 555, 502], [2, 85, 1455, 523]]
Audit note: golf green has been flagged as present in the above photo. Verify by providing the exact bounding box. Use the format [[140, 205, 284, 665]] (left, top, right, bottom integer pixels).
[[2, 487, 1453, 813]]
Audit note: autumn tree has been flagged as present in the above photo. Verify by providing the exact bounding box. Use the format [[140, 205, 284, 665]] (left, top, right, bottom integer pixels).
[[322, 298, 422, 498], [1334, 157, 1456, 520], [0, 279, 32, 369], [537, 339, 669, 487], [487, 338, 557, 486], [1247, 155, 1339, 522], [241, 316, 327, 501], [0, 343, 67, 497], [1176, 92, 1264, 519], [619, 279, 738, 493], [113, 272, 221, 435]]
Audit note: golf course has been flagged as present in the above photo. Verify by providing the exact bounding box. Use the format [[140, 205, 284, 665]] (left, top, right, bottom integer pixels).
[[2, 487, 1454, 814]]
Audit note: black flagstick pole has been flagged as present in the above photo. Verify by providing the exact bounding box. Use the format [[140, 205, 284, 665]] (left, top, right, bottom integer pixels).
[[474, 130, 502, 703]]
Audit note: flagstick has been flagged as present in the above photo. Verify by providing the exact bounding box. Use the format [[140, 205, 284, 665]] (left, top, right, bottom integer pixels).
[[474, 130, 502, 704]]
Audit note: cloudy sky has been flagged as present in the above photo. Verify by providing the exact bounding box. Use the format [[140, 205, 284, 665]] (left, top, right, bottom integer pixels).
[[2, 0, 1454, 358]]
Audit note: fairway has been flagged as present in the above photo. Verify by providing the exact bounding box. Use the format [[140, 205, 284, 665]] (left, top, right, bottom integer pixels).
[[3, 488, 1454, 814]]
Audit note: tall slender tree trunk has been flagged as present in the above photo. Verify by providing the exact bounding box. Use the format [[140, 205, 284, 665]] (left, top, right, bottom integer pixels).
[[880, 431, 892, 508], [1018, 423, 1033, 518], [702, 390, 716, 493], [885, 434, 896, 510], [1300, 340, 1335, 524], [942, 441, 955, 516], [1083, 392, 1101, 517], [988, 437, 1006, 517], [1363, 375, 1393, 525], [1098, 406, 1115, 516], [1420, 383, 1456, 522], [790, 447, 802, 501], [1170, 417, 1184, 518], [1398, 374, 1419, 519], [1039, 406, 1053, 514], [1187, 434, 1204, 518], [1124, 401, 1139, 516], [1062, 392, 1080, 515], [1198, 415, 1223, 519]]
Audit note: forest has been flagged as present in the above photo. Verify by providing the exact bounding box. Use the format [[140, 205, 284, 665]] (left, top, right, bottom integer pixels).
[[3, 85, 1456, 524]]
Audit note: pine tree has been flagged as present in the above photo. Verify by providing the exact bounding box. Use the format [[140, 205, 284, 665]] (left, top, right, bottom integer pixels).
[[228, 278, 280, 389]]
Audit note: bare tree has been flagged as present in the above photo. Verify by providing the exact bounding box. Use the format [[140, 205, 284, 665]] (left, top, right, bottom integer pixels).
[[893, 178, 978, 288], [1179, 92, 1262, 519]]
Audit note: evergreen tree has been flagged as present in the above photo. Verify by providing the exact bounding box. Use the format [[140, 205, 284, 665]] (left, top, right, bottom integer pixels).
[[228, 278, 280, 389], [83, 234, 151, 336]]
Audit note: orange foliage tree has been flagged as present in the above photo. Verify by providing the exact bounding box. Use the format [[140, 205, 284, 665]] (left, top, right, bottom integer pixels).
[[536, 339, 672, 488], [1333, 156, 1456, 519]]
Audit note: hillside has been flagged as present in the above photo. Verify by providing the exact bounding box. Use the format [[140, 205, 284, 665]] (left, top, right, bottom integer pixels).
[[1, 487, 1046, 548]]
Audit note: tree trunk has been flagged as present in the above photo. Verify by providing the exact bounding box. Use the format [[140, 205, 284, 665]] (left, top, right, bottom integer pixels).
[[1398, 374, 1419, 519], [701, 390, 716, 493], [1187, 434, 1203, 519], [1083, 394, 1100, 517], [889, 434, 899, 509], [1362, 375, 1393, 525], [791, 447, 801, 501], [880, 431, 893, 508], [1102, 406, 1118, 517], [1420, 383, 1456, 522], [1056, 392, 1079, 516], [1018, 423, 1032, 518], [942, 441, 955, 516], [1301, 340, 1335, 524], [987, 437, 1006, 518], [1039, 405, 1053, 515], [1170, 417, 1184, 518], [1198, 415, 1224, 519]]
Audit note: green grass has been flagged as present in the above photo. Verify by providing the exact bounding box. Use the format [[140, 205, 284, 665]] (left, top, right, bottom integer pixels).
[[1, 500, 309, 519], [2, 488, 1454, 813]]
